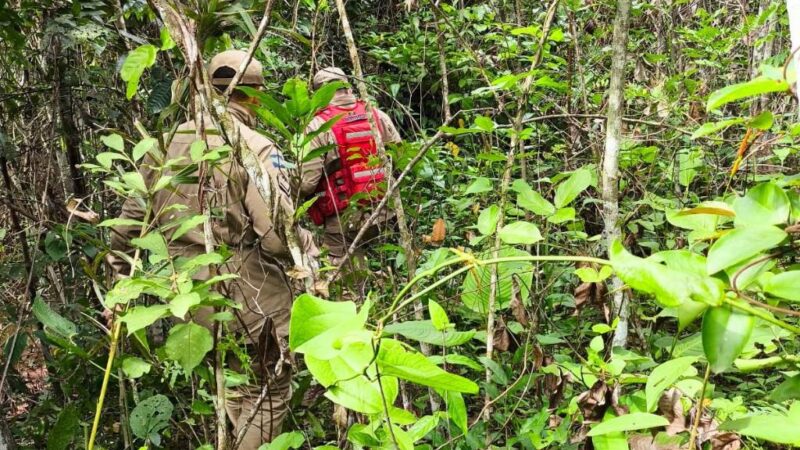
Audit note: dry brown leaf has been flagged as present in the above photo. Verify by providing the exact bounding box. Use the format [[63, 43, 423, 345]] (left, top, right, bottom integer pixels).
[[510, 285, 529, 327], [576, 380, 608, 422], [431, 218, 446, 244], [66, 198, 99, 224], [659, 388, 687, 435]]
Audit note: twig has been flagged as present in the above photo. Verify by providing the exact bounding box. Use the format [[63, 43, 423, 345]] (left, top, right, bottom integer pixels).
[[222, 0, 276, 98], [688, 364, 711, 450]]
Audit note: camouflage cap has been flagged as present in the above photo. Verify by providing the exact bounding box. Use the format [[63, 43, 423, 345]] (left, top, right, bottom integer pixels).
[[208, 50, 264, 87], [312, 67, 348, 90]]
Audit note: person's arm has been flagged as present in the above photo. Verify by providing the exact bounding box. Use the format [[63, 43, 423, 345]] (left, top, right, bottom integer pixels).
[[376, 109, 402, 145]]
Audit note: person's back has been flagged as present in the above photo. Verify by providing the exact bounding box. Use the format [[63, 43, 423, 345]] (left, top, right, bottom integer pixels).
[[299, 67, 401, 268], [110, 50, 315, 449]]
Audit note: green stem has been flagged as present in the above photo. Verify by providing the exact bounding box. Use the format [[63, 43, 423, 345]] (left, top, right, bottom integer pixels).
[[726, 298, 800, 335]]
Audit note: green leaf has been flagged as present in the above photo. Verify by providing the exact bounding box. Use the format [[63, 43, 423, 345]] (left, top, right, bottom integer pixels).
[[461, 248, 533, 314], [121, 171, 148, 194], [170, 215, 206, 242], [408, 415, 440, 442], [706, 225, 786, 274], [678, 149, 703, 187], [547, 207, 576, 224], [748, 110, 774, 130], [33, 297, 77, 339], [131, 232, 169, 264], [325, 375, 397, 415], [96, 152, 126, 169], [733, 182, 790, 227], [428, 300, 450, 331], [130, 394, 173, 445], [121, 44, 158, 100], [378, 339, 478, 393], [554, 167, 591, 208], [428, 354, 482, 371], [165, 322, 213, 373], [512, 179, 555, 215], [159, 27, 175, 50], [587, 413, 670, 437], [132, 138, 157, 162], [98, 218, 145, 228], [691, 118, 744, 139], [383, 320, 474, 347], [473, 116, 495, 131], [720, 402, 800, 445], [477, 204, 501, 235], [702, 306, 755, 373], [102, 134, 125, 151], [443, 390, 468, 433], [706, 76, 789, 111], [257, 431, 305, 450], [645, 356, 698, 412], [498, 221, 542, 244], [47, 405, 78, 450], [283, 78, 311, 116], [465, 177, 493, 195], [310, 81, 345, 111], [770, 374, 800, 403], [121, 305, 169, 335], [170, 292, 202, 319], [610, 241, 724, 308], [289, 294, 369, 360], [763, 271, 800, 302], [122, 356, 152, 379]]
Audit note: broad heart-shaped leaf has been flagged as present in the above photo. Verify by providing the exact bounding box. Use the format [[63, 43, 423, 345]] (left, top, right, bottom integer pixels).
[[763, 271, 800, 302], [304, 333, 374, 387], [383, 320, 474, 347], [164, 322, 213, 374], [33, 297, 77, 339], [720, 401, 800, 445], [120, 44, 158, 99], [477, 204, 501, 235], [325, 374, 398, 415], [257, 431, 305, 450], [706, 225, 787, 274], [587, 413, 669, 437], [130, 394, 173, 446], [610, 241, 724, 308], [512, 179, 555, 216], [554, 166, 592, 208], [465, 177, 493, 195], [461, 248, 533, 314], [702, 306, 755, 373], [289, 294, 369, 360], [428, 300, 450, 331], [498, 221, 542, 245], [378, 339, 478, 394], [733, 182, 790, 227], [121, 305, 169, 335], [101, 133, 125, 151], [706, 76, 789, 111], [645, 356, 698, 412]]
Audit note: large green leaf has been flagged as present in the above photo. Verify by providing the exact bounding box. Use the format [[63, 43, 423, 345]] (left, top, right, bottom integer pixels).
[[325, 374, 397, 415], [706, 225, 786, 274], [733, 182, 790, 227], [130, 394, 173, 446], [257, 431, 305, 450], [702, 306, 755, 373], [120, 44, 158, 99], [428, 300, 451, 331], [512, 179, 555, 215], [554, 167, 591, 208], [498, 221, 542, 245], [769, 374, 800, 403], [131, 231, 169, 265], [32, 297, 77, 339], [720, 402, 800, 445], [610, 241, 724, 308], [283, 78, 311, 116], [289, 295, 371, 361], [164, 322, 213, 374], [383, 320, 474, 347], [378, 339, 478, 394], [706, 76, 789, 111], [461, 248, 533, 314], [121, 305, 169, 335], [645, 356, 698, 412], [587, 413, 669, 436], [477, 204, 501, 235], [303, 332, 374, 387], [691, 118, 745, 139], [763, 271, 800, 302], [465, 177, 493, 195]]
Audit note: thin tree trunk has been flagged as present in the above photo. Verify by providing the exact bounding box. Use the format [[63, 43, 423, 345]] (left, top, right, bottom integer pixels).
[[437, 27, 451, 123], [52, 37, 87, 198], [603, 0, 632, 348], [787, 0, 800, 108]]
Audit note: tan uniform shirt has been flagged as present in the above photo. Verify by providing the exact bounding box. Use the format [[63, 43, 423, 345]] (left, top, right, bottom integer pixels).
[[110, 102, 317, 342]]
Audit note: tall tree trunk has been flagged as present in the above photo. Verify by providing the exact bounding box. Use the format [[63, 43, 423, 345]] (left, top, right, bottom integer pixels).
[[52, 36, 87, 198], [603, 0, 632, 348]]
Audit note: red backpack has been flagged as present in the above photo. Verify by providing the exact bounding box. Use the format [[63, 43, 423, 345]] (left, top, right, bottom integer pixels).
[[307, 100, 386, 225]]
